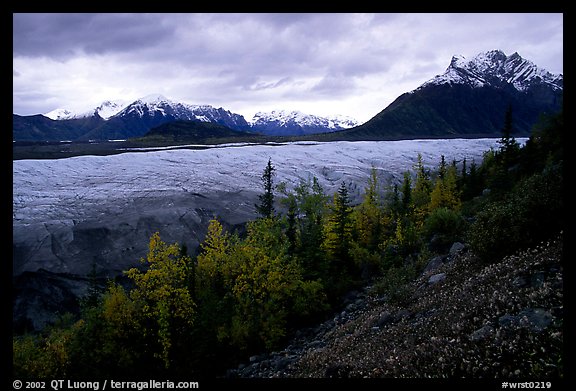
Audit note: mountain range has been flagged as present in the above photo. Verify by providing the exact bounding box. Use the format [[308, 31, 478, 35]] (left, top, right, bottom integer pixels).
[[12, 50, 562, 142], [13, 94, 358, 141]]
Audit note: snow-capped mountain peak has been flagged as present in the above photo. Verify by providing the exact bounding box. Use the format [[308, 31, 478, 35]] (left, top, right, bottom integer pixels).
[[449, 54, 467, 69], [122, 98, 195, 118], [252, 110, 308, 126], [93, 100, 128, 119], [326, 114, 360, 129], [44, 99, 128, 120], [108, 95, 252, 133], [251, 110, 358, 129], [41, 95, 359, 139], [420, 50, 563, 92], [44, 108, 77, 121], [250, 110, 359, 136]]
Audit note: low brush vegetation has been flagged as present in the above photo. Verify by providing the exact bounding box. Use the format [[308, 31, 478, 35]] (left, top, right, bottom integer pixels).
[[13, 108, 563, 379]]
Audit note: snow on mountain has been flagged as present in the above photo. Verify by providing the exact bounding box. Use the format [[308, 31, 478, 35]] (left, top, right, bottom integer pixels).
[[44, 108, 78, 120], [117, 94, 191, 119], [45, 95, 219, 123], [115, 99, 358, 134], [250, 110, 359, 136], [108, 94, 251, 131], [251, 110, 358, 129], [94, 100, 128, 119], [44, 95, 358, 136], [44, 99, 128, 120], [420, 50, 563, 92], [327, 114, 359, 129]]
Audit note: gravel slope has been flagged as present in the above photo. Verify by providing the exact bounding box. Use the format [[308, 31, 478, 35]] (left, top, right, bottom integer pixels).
[[231, 233, 564, 380]]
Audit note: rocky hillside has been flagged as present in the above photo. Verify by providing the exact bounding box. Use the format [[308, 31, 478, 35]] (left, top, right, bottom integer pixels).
[[229, 233, 563, 379]]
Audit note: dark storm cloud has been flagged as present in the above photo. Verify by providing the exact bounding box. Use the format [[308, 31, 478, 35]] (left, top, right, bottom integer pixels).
[[13, 13, 178, 58], [8, 13, 428, 86], [166, 13, 383, 79]]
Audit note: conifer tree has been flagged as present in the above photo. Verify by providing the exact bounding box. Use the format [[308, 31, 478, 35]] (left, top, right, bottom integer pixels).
[[323, 182, 354, 284], [285, 194, 299, 256], [255, 158, 276, 219], [411, 153, 432, 213], [497, 104, 521, 167], [400, 171, 412, 213], [333, 181, 353, 259], [294, 177, 329, 280], [351, 168, 389, 279], [486, 104, 521, 194], [438, 155, 447, 180], [354, 167, 384, 251]]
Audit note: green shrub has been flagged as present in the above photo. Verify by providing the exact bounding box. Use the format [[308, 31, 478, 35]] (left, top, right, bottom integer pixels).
[[467, 164, 563, 261], [422, 207, 466, 252], [13, 319, 81, 379]]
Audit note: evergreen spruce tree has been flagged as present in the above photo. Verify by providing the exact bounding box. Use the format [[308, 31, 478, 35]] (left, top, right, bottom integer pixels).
[[438, 155, 447, 180], [81, 262, 103, 309], [323, 182, 355, 289], [351, 168, 388, 280], [294, 177, 329, 280], [489, 104, 521, 194], [498, 104, 521, 166], [412, 153, 432, 211], [255, 158, 276, 218], [401, 171, 412, 213], [386, 183, 402, 218], [285, 194, 298, 256], [333, 182, 352, 259]]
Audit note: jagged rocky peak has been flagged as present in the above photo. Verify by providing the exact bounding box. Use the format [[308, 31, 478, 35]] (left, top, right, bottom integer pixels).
[[449, 54, 466, 68], [423, 50, 563, 91]]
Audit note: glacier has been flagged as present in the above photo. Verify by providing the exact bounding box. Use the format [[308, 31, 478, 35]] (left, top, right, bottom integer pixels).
[[13, 137, 521, 330], [13, 138, 515, 274]]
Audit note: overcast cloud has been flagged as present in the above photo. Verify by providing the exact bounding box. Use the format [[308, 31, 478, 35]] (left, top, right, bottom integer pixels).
[[13, 13, 563, 123]]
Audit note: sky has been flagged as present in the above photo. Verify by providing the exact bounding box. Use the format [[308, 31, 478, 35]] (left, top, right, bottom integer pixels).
[[13, 13, 563, 123]]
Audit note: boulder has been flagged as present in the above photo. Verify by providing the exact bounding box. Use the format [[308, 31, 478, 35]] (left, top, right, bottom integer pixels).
[[428, 273, 447, 285]]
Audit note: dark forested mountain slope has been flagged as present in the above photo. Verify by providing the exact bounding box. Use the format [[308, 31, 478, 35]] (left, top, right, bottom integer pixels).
[[321, 50, 563, 141]]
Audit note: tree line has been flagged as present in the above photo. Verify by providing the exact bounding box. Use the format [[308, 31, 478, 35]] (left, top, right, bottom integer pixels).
[[13, 106, 563, 378]]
